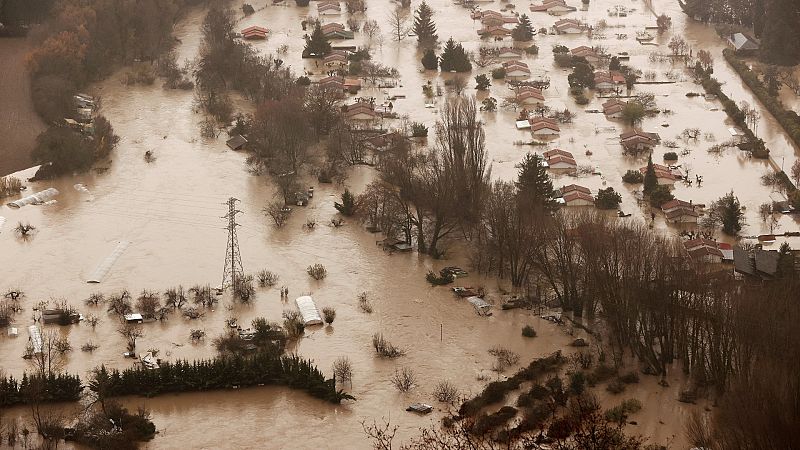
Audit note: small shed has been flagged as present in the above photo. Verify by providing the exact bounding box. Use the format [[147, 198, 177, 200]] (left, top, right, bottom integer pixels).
[[295, 296, 323, 326], [28, 325, 43, 354], [226, 135, 248, 150], [466, 296, 492, 316], [124, 313, 144, 324]]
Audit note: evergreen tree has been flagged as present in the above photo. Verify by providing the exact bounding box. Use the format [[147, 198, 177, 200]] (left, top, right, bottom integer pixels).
[[334, 189, 356, 216], [412, 1, 438, 47], [759, 0, 800, 65], [515, 153, 557, 211], [595, 187, 622, 209], [421, 48, 438, 70], [716, 190, 744, 235], [439, 38, 472, 72], [304, 23, 331, 57], [643, 155, 657, 194], [512, 14, 534, 41]]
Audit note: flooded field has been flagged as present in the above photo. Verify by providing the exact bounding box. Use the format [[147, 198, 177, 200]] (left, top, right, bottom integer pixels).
[[1, 0, 797, 447], [0, 38, 44, 177]]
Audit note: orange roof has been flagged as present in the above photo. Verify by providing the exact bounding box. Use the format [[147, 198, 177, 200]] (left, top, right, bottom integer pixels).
[[544, 149, 573, 159], [561, 184, 591, 194], [563, 191, 594, 203]]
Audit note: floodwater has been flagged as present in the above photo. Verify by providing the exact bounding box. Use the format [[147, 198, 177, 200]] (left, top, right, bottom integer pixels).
[[0, 38, 44, 177], [1, 0, 796, 447]]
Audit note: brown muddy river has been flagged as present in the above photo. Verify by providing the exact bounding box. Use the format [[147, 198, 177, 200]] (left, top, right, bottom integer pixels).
[[1, 0, 797, 447]]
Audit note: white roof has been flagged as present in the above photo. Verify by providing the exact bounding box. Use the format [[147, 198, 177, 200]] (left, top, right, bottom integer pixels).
[[87, 241, 131, 283], [729, 33, 758, 51], [28, 325, 43, 353], [466, 296, 491, 310], [125, 313, 144, 321], [6, 188, 59, 208], [295, 296, 323, 326]]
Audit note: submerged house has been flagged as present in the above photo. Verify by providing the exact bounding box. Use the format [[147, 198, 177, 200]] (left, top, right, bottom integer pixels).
[[344, 102, 378, 120], [684, 238, 724, 264], [321, 22, 354, 39], [516, 88, 545, 106], [553, 18, 583, 34], [531, 0, 577, 15], [621, 130, 659, 153], [602, 99, 627, 118], [503, 60, 531, 78], [241, 26, 269, 40], [727, 33, 759, 53], [530, 117, 560, 135], [571, 46, 601, 64]]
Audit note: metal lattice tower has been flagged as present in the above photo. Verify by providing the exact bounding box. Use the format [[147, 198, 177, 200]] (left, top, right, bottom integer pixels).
[[221, 197, 244, 290]]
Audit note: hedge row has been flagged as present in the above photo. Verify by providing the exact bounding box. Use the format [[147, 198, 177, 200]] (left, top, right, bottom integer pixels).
[[95, 353, 354, 404], [724, 49, 800, 154], [695, 64, 769, 158], [0, 373, 82, 407]]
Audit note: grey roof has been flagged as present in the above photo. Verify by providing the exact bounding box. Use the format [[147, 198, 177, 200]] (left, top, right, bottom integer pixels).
[[226, 134, 248, 150], [728, 33, 759, 51], [754, 249, 778, 276], [734, 247, 778, 279]]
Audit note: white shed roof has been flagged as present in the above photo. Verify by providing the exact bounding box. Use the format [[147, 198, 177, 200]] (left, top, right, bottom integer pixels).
[[6, 188, 59, 208], [295, 296, 323, 326]]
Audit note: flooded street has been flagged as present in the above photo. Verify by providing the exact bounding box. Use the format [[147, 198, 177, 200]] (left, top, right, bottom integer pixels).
[[1, 0, 797, 447]]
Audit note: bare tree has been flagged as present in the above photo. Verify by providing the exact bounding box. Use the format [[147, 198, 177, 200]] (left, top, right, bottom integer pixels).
[[26, 330, 68, 377], [118, 323, 144, 351], [387, 8, 409, 41]]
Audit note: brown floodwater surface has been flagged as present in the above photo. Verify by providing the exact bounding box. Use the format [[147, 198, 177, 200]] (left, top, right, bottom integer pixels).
[[1, 0, 796, 447]]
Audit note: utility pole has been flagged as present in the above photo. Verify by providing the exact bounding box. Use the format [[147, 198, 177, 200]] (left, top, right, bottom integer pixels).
[[221, 197, 244, 290]]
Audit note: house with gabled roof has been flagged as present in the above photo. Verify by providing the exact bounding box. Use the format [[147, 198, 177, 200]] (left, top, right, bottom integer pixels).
[[563, 190, 594, 206], [531, 0, 577, 15], [621, 130, 659, 152], [344, 102, 378, 120], [497, 47, 524, 58], [478, 25, 512, 38], [553, 18, 583, 34], [530, 117, 560, 135], [602, 98, 627, 118], [241, 26, 269, 40]]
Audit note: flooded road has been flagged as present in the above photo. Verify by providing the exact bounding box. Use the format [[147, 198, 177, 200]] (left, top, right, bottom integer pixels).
[[0, 0, 795, 447]]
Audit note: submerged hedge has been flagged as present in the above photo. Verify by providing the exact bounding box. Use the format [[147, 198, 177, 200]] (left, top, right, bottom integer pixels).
[[0, 373, 82, 407], [724, 49, 800, 153]]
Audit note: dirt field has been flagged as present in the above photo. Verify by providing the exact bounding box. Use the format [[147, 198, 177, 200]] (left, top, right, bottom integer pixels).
[[0, 38, 44, 177]]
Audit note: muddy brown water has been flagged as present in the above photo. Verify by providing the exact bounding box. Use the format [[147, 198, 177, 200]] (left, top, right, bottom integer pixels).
[[0, 0, 795, 447], [0, 38, 44, 177]]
